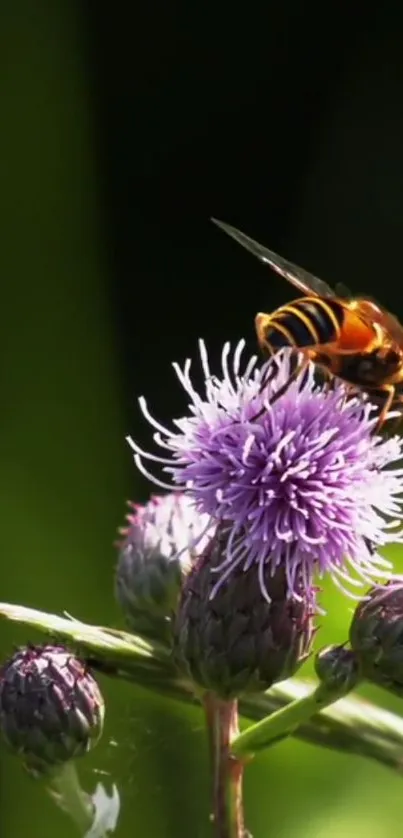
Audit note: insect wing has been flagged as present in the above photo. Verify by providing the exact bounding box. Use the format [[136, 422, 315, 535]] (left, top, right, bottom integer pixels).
[[212, 218, 336, 298]]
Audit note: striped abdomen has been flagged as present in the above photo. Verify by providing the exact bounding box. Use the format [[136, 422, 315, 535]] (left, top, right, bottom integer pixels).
[[260, 297, 345, 351]]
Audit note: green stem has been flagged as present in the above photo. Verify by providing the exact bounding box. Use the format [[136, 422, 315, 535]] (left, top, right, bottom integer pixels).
[[47, 761, 97, 835], [92, 659, 403, 774], [232, 682, 354, 761], [4, 603, 403, 775], [205, 696, 247, 838], [240, 680, 403, 770]]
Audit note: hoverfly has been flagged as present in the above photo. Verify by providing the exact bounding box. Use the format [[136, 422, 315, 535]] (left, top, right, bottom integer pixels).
[[212, 218, 403, 428]]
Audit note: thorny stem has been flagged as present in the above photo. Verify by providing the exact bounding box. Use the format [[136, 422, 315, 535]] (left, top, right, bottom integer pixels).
[[204, 695, 247, 838]]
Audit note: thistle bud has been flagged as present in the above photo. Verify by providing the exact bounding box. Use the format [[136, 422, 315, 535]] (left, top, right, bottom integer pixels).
[[0, 645, 104, 777], [315, 645, 360, 696], [173, 533, 316, 699], [349, 579, 403, 695], [115, 493, 213, 640]]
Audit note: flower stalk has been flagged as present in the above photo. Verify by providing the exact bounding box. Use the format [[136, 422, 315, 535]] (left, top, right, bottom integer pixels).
[[233, 687, 338, 761], [204, 694, 247, 838], [232, 647, 361, 761], [48, 761, 96, 835]]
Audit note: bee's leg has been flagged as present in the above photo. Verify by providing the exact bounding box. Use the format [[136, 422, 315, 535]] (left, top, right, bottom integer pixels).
[[318, 365, 334, 393], [271, 357, 311, 405], [251, 356, 310, 422], [377, 385, 403, 433], [257, 351, 280, 392], [376, 384, 396, 430], [247, 352, 279, 423], [343, 382, 361, 402]]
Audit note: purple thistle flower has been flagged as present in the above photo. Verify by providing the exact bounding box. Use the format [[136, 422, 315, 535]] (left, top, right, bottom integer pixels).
[[128, 341, 403, 606]]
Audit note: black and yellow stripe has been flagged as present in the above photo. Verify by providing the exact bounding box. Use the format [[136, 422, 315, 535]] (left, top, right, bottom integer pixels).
[[264, 296, 344, 350]]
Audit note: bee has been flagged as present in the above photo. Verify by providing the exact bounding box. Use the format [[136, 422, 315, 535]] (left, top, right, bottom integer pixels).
[[212, 218, 403, 427]]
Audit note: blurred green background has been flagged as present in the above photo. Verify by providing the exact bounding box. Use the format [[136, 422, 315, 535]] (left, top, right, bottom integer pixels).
[[1, 3, 403, 836]]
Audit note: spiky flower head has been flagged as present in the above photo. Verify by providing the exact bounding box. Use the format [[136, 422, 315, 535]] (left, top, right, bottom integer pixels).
[[115, 492, 213, 640], [173, 527, 315, 698], [0, 645, 104, 777], [314, 644, 360, 697], [350, 579, 403, 696], [129, 341, 403, 607]]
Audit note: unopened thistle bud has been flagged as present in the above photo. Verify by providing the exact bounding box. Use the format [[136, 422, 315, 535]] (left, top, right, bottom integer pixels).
[[350, 579, 403, 695], [315, 645, 360, 696], [115, 493, 213, 640], [0, 645, 104, 777], [173, 531, 316, 699]]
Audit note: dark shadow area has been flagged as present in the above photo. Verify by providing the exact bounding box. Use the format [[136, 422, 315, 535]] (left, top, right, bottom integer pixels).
[[83, 2, 369, 440]]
